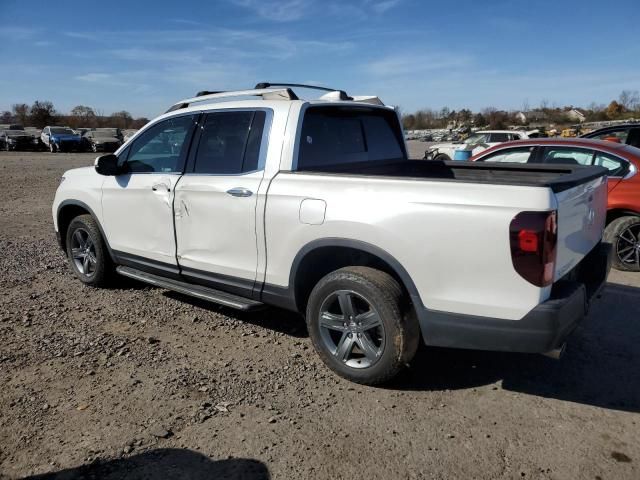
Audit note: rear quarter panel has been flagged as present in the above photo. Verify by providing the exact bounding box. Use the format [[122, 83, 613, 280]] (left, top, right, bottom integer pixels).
[[265, 173, 556, 320]]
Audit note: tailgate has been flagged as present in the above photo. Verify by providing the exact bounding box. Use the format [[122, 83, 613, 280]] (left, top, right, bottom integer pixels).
[[553, 175, 608, 280]]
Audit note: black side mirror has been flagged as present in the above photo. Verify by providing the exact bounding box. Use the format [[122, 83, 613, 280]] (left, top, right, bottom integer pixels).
[[94, 154, 121, 176]]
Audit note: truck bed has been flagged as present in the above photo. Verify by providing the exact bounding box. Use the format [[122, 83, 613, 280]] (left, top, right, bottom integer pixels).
[[295, 159, 608, 193]]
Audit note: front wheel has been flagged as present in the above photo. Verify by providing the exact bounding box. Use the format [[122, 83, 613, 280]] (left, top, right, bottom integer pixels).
[[604, 216, 640, 271], [65, 214, 113, 286], [306, 267, 419, 385], [434, 153, 451, 161], [49, 143, 57, 153]]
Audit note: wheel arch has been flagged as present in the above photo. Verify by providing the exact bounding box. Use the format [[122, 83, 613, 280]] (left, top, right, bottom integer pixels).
[[57, 200, 115, 261], [606, 208, 640, 225], [285, 238, 424, 315]]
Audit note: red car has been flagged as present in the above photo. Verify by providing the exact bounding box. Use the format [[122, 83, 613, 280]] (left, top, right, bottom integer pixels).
[[470, 138, 640, 271]]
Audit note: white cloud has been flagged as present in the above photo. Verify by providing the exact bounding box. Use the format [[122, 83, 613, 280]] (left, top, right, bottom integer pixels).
[[364, 52, 472, 77], [370, 0, 402, 14], [231, 0, 313, 21]]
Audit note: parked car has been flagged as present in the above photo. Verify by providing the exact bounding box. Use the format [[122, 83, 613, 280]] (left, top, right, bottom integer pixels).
[[41, 126, 83, 153], [0, 127, 41, 151], [424, 130, 530, 160], [471, 138, 640, 271], [83, 128, 123, 152], [53, 84, 610, 385], [123, 129, 138, 143], [581, 123, 640, 149]]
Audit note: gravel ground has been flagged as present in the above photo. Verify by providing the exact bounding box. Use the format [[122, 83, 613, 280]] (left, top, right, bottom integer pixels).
[[0, 148, 639, 479]]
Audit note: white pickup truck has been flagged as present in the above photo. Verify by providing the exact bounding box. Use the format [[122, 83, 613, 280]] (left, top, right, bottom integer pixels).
[[52, 83, 611, 385]]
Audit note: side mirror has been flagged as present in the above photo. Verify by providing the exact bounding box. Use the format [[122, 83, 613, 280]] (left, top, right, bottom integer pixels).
[[94, 154, 121, 176]]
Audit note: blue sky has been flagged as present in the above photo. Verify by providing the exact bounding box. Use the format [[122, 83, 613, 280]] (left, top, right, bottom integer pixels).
[[1, 0, 639, 119]]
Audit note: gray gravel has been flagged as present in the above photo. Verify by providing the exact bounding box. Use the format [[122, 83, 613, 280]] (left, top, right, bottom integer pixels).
[[0, 150, 639, 479]]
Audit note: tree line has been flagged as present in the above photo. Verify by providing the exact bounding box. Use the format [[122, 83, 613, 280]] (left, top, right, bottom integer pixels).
[[402, 90, 640, 130], [1, 101, 150, 130]]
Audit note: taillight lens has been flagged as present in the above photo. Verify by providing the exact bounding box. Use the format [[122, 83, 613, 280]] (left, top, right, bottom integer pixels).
[[509, 211, 557, 287]]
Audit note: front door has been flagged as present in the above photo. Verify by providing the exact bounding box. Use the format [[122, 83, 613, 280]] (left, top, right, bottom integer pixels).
[[174, 109, 269, 296], [101, 114, 197, 274]]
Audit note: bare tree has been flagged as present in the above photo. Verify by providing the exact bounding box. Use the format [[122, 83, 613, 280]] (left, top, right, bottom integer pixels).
[[70, 105, 97, 127], [619, 90, 640, 111], [12, 103, 30, 126], [30, 100, 57, 128]]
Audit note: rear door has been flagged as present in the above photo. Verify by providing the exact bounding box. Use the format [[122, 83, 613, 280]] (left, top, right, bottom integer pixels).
[[173, 109, 270, 297]]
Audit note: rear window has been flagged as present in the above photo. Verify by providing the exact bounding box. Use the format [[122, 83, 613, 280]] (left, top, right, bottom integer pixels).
[[296, 106, 405, 170]]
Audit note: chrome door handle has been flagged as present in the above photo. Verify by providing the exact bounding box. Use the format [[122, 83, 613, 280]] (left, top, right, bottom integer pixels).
[[226, 187, 253, 197]]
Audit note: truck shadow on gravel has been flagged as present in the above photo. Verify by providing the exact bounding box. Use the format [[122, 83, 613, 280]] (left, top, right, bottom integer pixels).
[[23, 448, 270, 480], [391, 283, 640, 413]]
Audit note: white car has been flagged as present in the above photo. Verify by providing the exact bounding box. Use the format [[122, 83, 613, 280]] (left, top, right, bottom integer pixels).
[[52, 83, 611, 385], [424, 130, 530, 161]]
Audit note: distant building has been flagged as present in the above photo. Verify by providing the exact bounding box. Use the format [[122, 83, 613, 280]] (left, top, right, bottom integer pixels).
[[515, 110, 548, 125], [566, 109, 586, 123]]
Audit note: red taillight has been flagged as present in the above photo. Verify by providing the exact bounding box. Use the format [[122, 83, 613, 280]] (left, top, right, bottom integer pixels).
[[509, 211, 557, 287]]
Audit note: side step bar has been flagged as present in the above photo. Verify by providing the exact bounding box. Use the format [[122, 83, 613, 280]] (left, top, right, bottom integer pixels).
[[116, 266, 264, 311]]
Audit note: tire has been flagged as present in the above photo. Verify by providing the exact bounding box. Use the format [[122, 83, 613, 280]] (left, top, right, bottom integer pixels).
[[92, 143, 98, 153], [65, 214, 113, 287], [604, 216, 640, 272], [305, 266, 420, 385], [49, 143, 56, 153], [434, 153, 451, 161]]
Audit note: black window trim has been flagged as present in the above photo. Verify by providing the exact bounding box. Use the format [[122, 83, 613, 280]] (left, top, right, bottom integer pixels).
[[117, 111, 200, 175], [184, 107, 274, 177]]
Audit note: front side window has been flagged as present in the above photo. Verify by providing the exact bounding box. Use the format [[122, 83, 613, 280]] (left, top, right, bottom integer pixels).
[[542, 147, 594, 166], [477, 146, 534, 163], [126, 115, 195, 173], [297, 106, 405, 170], [593, 151, 629, 177], [193, 111, 266, 174], [591, 129, 628, 144]]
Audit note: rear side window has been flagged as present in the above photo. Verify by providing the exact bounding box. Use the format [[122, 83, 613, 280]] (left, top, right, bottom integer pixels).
[[477, 146, 534, 163], [489, 133, 510, 142], [193, 111, 266, 174], [297, 106, 405, 170], [542, 147, 594, 166], [593, 151, 628, 177]]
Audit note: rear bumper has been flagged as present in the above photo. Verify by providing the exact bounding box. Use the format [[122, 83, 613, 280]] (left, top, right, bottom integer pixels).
[[419, 242, 611, 353]]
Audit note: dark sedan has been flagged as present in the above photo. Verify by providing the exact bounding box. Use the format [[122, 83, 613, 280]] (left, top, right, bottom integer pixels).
[[581, 123, 640, 148], [1, 128, 41, 151], [83, 128, 122, 152]]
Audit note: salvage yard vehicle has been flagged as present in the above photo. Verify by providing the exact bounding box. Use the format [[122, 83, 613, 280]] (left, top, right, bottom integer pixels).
[[0, 126, 40, 151], [41, 126, 83, 153], [581, 123, 640, 149], [471, 138, 640, 271], [83, 128, 123, 152], [53, 83, 611, 385], [424, 130, 530, 161]]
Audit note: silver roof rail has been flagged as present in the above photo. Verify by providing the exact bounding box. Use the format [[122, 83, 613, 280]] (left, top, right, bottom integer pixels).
[[165, 87, 299, 113]]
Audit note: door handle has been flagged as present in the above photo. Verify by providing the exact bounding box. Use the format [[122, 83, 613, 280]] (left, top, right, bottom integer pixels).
[[226, 187, 253, 197], [152, 182, 170, 192]]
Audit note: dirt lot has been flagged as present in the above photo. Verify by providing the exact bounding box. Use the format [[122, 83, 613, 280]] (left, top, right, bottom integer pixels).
[[1, 148, 639, 479]]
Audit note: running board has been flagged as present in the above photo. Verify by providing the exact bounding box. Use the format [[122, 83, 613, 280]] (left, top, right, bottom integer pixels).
[[116, 266, 264, 311]]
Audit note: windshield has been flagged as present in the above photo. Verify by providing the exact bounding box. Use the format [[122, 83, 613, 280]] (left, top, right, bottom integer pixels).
[[296, 106, 406, 171], [464, 133, 490, 144], [50, 128, 75, 135]]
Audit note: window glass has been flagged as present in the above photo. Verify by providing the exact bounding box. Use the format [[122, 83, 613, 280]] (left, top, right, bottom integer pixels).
[[592, 130, 628, 144], [593, 151, 628, 176], [127, 115, 194, 173], [478, 147, 534, 163], [297, 106, 404, 170], [194, 111, 266, 174], [489, 133, 510, 142], [542, 147, 594, 166]]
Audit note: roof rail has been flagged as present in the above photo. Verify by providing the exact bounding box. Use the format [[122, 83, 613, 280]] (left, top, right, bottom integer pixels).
[[255, 82, 352, 100], [165, 87, 299, 113]]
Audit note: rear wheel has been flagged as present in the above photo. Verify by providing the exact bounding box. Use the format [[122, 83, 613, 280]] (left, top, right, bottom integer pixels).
[[604, 216, 640, 271], [434, 153, 451, 161], [65, 214, 113, 286], [306, 267, 419, 385]]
